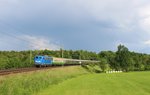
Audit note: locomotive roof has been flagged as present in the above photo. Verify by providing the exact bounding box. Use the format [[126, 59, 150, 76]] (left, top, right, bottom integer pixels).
[[35, 55, 52, 58]]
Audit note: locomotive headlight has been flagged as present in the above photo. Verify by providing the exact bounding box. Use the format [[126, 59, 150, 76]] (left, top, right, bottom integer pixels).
[[36, 61, 41, 63]]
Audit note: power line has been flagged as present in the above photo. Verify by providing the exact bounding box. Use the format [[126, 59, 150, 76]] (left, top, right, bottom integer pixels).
[[0, 19, 44, 48], [0, 31, 38, 51], [0, 19, 62, 51]]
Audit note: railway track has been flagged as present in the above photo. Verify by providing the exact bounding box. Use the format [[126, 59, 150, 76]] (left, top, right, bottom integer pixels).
[[0, 67, 42, 76], [0, 64, 81, 76]]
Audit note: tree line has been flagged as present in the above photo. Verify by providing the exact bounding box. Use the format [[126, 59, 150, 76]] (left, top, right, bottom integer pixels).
[[98, 45, 150, 72], [0, 45, 150, 72]]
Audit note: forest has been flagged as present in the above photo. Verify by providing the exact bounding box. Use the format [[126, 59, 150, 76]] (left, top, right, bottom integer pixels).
[[0, 45, 150, 72]]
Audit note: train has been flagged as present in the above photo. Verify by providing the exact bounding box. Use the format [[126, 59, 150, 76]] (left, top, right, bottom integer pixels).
[[34, 55, 99, 67]]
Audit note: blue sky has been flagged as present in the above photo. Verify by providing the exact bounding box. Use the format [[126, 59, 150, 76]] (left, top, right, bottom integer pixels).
[[0, 0, 150, 53]]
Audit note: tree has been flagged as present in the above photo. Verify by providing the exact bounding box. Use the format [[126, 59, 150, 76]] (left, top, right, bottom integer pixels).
[[115, 44, 133, 71]]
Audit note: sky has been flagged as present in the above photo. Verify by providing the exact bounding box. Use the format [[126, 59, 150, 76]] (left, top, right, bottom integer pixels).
[[0, 0, 150, 53]]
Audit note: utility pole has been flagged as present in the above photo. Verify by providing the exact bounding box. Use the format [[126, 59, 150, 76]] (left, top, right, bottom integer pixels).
[[30, 49, 32, 65], [60, 48, 63, 58], [28, 43, 33, 65], [79, 50, 81, 60]]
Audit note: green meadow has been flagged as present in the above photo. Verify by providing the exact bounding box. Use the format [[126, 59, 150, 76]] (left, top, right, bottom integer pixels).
[[0, 66, 88, 95], [37, 71, 150, 95]]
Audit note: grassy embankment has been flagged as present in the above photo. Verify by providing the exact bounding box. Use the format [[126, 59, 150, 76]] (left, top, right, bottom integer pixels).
[[37, 71, 150, 95], [0, 66, 88, 95]]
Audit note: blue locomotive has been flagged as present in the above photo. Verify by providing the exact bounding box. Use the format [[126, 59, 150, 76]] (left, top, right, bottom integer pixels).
[[34, 55, 53, 66]]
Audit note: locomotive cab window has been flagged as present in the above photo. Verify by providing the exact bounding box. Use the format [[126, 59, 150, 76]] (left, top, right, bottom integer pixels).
[[38, 57, 42, 59]]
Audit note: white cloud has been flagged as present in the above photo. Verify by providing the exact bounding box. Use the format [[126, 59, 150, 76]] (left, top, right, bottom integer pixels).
[[138, 5, 150, 33], [144, 40, 150, 45], [23, 35, 61, 50], [0, 33, 61, 50]]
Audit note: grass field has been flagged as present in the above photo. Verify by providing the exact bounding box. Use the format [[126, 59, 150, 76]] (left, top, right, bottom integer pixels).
[[37, 71, 150, 95], [0, 66, 88, 95]]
